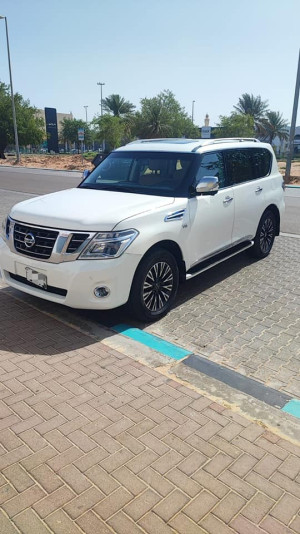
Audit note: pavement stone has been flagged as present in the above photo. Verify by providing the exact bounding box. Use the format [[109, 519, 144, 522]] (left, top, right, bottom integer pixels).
[[147, 236, 300, 399], [0, 291, 299, 533]]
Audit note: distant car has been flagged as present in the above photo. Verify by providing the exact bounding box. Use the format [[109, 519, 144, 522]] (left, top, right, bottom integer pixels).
[[0, 138, 284, 321]]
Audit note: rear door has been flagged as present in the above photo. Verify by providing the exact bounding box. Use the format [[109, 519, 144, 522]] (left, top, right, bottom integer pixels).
[[224, 148, 271, 243]]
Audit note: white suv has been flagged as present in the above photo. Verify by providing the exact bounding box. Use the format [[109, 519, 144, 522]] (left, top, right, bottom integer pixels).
[[0, 138, 284, 321]]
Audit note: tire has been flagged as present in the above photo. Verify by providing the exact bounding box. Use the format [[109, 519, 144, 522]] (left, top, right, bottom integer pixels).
[[128, 248, 179, 322], [250, 210, 276, 259]]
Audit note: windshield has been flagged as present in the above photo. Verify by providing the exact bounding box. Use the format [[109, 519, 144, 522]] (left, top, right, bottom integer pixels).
[[79, 151, 196, 197]]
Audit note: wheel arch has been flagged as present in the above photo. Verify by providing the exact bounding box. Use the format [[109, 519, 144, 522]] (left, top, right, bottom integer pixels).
[[133, 240, 186, 283]]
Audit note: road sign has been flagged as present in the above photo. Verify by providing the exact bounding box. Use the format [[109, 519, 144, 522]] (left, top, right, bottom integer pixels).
[[78, 128, 84, 141], [201, 126, 211, 139]]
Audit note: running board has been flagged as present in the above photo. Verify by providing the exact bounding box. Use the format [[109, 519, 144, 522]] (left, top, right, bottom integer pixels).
[[186, 240, 254, 280]]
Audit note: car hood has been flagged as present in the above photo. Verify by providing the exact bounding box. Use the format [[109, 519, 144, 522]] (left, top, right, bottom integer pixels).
[[9, 188, 175, 231]]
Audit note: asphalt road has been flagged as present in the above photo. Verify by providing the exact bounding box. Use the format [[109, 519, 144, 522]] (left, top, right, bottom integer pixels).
[[0, 166, 82, 195], [0, 165, 299, 233]]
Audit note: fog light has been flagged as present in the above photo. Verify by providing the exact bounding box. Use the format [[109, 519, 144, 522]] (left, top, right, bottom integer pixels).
[[94, 286, 110, 298]]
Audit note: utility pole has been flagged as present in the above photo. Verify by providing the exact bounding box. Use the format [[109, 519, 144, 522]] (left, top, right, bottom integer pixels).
[[285, 50, 300, 181], [192, 100, 195, 124], [97, 82, 105, 152], [0, 15, 20, 163]]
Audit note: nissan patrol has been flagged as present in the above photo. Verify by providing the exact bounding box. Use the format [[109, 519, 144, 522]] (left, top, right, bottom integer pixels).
[[0, 138, 284, 321]]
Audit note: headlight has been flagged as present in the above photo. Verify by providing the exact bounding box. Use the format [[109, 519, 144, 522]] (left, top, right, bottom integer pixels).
[[79, 229, 139, 259], [1, 216, 10, 240]]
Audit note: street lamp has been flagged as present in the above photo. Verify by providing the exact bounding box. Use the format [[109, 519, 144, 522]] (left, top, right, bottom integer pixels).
[[97, 82, 105, 117], [83, 105, 88, 123], [97, 82, 105, 152], [0, 15, 20, 163], [192, 100, 195, 124]]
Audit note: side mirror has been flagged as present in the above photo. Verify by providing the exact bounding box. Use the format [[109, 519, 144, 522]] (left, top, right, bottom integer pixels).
[[82, 169, 91, 180], [196, 176, 219, 194]]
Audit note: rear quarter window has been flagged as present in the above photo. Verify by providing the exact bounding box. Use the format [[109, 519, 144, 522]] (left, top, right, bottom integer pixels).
[[225, 148, 272, 185], [252, 148, 272, 178]]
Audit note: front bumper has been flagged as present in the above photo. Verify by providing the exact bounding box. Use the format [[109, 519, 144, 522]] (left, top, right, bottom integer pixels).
[[0, 237, 141, 309]]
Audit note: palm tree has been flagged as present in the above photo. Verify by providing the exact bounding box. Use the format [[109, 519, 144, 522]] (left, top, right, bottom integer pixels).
[[102, 94, 135, 117], [234, 93, 269, 127], [257, 111, 289, 144], [135, 100, 172, 139]]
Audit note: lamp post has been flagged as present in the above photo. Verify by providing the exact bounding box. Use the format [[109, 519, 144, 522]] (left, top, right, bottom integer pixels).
[[192, 100, 195, 124], [97, 82, 105, 152], [83, 105, 88, 123], [97, 82, 105, 117], [0, 15, 20, 162]]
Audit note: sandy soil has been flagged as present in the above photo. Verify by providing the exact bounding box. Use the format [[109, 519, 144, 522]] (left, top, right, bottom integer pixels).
[[278, 161, 300, 184], [0, 154, 93, 172], [0, 154, 299, 184]]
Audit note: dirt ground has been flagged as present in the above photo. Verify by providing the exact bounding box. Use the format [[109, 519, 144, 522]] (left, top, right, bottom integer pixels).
[[0, 154, 299, 184], [0, 154, 93, 172], [278, 160, 300, 184]]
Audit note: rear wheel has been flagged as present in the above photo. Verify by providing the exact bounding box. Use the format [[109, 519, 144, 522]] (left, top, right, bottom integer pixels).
[[250, 210, 276, 259], [128, 248, 179, 322]]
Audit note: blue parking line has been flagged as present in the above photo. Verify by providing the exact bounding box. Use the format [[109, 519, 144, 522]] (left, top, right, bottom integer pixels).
[[282, 399, 300, 419], [112, 325, 300, 417], [112, 324, 191, 360]]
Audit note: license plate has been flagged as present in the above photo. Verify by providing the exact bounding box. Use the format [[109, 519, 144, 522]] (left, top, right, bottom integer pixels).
[[25, 267, 47, 289]]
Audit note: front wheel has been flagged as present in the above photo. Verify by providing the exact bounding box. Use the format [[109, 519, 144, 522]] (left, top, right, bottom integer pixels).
[[250, 210, 276, 259], [128, 248, 179, 322]]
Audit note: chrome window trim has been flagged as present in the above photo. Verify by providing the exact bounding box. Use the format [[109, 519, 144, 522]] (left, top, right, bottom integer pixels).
[[6, 217, 96, 264]]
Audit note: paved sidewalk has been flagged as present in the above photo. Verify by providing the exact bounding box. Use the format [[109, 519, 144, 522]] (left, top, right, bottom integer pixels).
[[148, 236, 300, 399], [0, 291, 300, 534]]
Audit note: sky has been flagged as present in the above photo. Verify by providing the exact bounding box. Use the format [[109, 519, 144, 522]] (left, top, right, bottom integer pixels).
[[0, 0, 299, 127]]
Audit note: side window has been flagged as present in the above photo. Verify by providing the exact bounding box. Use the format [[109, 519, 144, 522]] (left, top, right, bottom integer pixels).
[[195, 152, 225, 188], [252, 148, 272, 178], [225, 149, 253, 185]]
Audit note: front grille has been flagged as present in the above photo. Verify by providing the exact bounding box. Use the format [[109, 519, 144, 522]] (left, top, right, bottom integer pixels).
[[66, 233, 89, 253], [9, 273, 67, 297], [14, 223, 59, 259]]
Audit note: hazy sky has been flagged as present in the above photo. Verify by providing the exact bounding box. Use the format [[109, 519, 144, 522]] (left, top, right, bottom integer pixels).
[[0, 0, 299, 127]]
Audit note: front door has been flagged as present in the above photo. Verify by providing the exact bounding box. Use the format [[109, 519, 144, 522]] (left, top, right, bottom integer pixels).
[[185, 151, 235, 269]]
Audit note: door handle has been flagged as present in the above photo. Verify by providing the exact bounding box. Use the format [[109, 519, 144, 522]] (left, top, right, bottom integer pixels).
[[255, 186, 263, 193], [223, 196, 233, 204]]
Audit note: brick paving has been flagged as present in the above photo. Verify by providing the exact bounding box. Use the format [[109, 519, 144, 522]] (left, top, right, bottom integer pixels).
[[1, 190, 299, 401], [0, 291, 299, 533], [148, 236, 300, 399]]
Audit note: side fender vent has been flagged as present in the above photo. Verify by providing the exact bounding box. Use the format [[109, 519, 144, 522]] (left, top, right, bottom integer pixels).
[[164, 210, 185, 222]]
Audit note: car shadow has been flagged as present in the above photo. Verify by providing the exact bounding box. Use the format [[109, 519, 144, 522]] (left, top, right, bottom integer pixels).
[[0, 250, 258, 359]]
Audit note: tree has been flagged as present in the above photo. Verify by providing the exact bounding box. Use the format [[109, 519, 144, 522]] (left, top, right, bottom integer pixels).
[[234, 93, 269, 127], [102, 94, 135, 117], [60, 118, 91, 150], [92, 114, 126, 150], [134, 90, 199, 139], [0, 82, 45, 159], [257, 111, 289, 144], [214, 113, 255, 138]]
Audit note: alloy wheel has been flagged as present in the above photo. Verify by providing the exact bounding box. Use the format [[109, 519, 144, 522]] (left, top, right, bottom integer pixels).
[[143, 261, 174, 312], [259, 217, 274, 254]]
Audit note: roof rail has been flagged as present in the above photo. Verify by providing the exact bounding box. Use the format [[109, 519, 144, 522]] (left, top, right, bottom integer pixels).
[[204, 137, 258, 145], [191, 138, 259, 152]]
